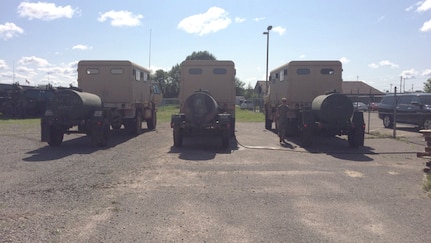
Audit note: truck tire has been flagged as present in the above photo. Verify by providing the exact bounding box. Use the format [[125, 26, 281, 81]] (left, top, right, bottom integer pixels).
[[173, 127, 183, 147], [48, 126, 64, 147], [130, 112, 142, 135], [147, 108, 157, 130], [265, 118, 272, 130]]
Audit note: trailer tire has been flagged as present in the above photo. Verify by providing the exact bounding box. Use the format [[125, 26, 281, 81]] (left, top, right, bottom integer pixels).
[[48, 126, 63, 147], [173, 127, 183, 147], [301, 129, 312, 148], [97, 120, 110, 147], [222, 133, 230, 148]]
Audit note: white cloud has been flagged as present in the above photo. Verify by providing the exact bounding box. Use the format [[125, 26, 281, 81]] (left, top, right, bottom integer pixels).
[[368, 63, 379, 69], [0, 59, 9, 69], [177, 7, 232, 36], [417, 0, 431, 12], [272, 26, 286, 35], [379, 60, 399, 68], [340, 57, 350, 64], [18, 56, 49, 67], [17, 2, 76, 20], [0, 22, 24, 40], [422, 69, 431, 76], [420, 19, 431, 32], [400, 69, 418, 79], [72, 44, 93, 50], [98, 10, 143, 27], [235, 17, 246, 23], [254, 17, 265, 22]]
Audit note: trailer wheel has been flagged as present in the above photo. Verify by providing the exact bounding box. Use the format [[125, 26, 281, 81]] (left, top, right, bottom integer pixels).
[[173, 127, 183, 147], [48, 126, 63, 147], [301, 129, 312, 148], [97, 120, 110, 147], [348, 128, 364, 148]]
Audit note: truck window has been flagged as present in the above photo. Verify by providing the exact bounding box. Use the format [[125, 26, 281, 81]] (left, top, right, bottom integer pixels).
[[321, 68, 334, 75], [86, 68, 99, 75], [296, 68, 310, 75], [111, 68, 123, 75], [189, 68, 202, 75], [213, 68, 227, 75]]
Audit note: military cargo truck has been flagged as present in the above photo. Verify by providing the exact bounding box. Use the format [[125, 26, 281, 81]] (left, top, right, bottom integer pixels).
[[171, 60, 236, 148], [41, 60, 162, 147], [78, 60, 162, 135], [264, 60, 364, 147]]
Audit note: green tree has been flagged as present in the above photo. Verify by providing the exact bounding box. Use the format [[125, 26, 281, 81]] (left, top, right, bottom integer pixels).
[[235, 77, 245, 96], [424, 78, 431, 93], [243, 83, 256, 99], [185, 51, 216, 60]]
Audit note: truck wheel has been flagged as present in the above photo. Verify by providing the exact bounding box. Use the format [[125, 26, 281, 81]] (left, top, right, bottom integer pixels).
[[131, 112, 142, 135], [111, 124, 121, 130], [173, 127, 183, 147], [48, 126, 63, 147], [383, 115, 393, 128], [147, 109, 157, 130], [265, 118, 272, 130]]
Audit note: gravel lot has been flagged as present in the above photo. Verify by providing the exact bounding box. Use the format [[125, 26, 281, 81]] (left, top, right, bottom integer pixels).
[[1, 112, 431, 242]]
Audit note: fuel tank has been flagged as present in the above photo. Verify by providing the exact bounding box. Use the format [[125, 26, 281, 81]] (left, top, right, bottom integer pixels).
[[183, 91, 219, 125], [50, 89, 102, 120], [311, 93, 353, 123]]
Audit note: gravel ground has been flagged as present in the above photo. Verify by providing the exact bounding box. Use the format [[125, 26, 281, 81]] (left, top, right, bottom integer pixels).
[[1, 115, 431, 242]]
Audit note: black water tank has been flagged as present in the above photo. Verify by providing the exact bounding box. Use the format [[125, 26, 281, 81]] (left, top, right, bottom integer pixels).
[[311, 93, 353, 123], [184, 91, 219, 125], [52, 89, 102, 120]]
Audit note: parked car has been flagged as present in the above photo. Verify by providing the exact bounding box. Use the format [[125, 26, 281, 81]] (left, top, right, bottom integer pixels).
[[353, 102, 368, 112], [240, 100, 254, 110], [368, 102, 379, 111], [378, 93, 431, 129]]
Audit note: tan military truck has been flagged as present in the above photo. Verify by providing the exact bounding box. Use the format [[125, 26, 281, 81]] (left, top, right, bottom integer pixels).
[[78, 60, 162, 135], [264, 60, 364, 147], [171, 60, 236, 148]]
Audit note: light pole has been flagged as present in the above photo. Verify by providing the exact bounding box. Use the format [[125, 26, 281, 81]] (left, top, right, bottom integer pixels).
[[263, 25, 272, 94]]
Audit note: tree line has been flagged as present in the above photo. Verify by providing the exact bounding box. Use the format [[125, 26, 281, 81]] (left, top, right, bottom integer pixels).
[[151, 50, 255, 98]]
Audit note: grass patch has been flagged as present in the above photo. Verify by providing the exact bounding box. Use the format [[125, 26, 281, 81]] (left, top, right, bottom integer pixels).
[[423, 173, 431, 195], [0, 117, 40, 125], [157, 105, 264, 122], [0, 105, 265, 125]]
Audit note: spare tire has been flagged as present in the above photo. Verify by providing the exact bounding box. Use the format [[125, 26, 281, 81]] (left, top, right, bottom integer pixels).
[[184, 91, 219, 125]]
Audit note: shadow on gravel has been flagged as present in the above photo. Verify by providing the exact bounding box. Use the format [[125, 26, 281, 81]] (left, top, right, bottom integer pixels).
[[168, 136, 239, 161], [23, 128, 156, 162], [267, 129, 375, 162]]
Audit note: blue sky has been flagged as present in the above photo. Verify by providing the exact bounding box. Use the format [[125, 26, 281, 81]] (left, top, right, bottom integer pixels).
[[0, 0, 430, 92]]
